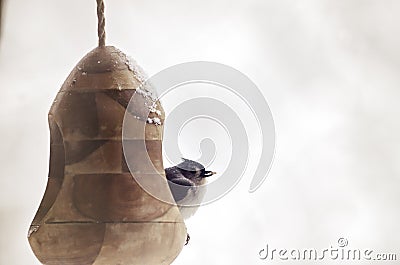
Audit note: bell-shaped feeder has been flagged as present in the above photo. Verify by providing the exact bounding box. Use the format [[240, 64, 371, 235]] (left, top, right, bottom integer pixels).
[[27, 3, 187, 263]]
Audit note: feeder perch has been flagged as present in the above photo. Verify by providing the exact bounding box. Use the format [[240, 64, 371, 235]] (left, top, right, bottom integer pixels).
[[27, 2, 187, 264]]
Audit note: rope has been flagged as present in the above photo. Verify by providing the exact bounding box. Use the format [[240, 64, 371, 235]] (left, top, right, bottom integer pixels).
[[96, 0, 106, 47]]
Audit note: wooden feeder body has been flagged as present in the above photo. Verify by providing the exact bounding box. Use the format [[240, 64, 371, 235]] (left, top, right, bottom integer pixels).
[[28, 46, 186, 265]]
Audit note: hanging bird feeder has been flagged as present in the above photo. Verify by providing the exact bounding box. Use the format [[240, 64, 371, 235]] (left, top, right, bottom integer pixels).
[[28, 1, 187, 264]]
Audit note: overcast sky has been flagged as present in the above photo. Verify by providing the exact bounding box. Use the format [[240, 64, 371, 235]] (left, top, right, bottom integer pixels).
[[1, 0, 400, 264]]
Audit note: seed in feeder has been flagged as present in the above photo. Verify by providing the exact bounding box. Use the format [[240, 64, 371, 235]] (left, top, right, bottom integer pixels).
[[153, 117, 161, 125], [149, 106, 156, 113], [147, 118, 153, 124], [28, 225, 40, 238], [149, 108, 161, 116]]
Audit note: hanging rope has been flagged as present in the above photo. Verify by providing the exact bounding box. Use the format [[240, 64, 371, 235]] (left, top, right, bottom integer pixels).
[[96, 0, 106, 47]]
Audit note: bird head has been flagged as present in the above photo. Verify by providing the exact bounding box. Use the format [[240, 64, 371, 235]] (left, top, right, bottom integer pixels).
[[177, 158, 216, 181]]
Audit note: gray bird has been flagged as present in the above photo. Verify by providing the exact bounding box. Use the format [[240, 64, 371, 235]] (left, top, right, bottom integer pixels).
[[165, 158, 216, 245]]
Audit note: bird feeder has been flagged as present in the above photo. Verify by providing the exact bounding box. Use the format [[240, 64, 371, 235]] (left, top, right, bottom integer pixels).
[[28, 1, 187, 264]]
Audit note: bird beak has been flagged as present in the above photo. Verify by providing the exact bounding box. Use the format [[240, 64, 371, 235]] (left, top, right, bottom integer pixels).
[[204, 171, 217, 177]]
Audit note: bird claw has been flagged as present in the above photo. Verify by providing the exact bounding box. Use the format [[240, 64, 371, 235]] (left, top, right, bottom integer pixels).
[[185, 233, 190, 246]]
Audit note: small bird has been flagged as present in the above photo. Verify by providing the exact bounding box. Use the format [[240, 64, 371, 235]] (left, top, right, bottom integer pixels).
[[165, 158, 216, 245]]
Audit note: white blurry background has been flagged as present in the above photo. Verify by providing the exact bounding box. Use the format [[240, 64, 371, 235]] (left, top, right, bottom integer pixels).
[[1, 0, 400, 264]]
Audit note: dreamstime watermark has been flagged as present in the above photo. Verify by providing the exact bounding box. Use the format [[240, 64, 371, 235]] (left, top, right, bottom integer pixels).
[[122, 61, 275, 205], [259, 238, 397, 262]]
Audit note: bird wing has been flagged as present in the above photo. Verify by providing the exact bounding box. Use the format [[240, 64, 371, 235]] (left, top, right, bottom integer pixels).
[[165, 167, 195, 203]]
